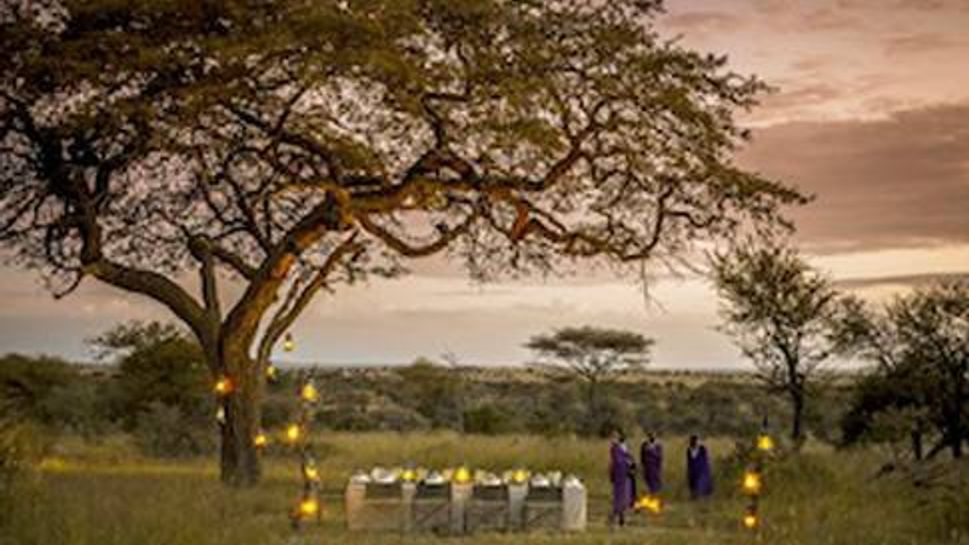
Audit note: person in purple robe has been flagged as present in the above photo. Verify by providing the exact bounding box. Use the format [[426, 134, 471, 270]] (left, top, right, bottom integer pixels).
[[686, 434, 714, 499], [640, 432, 663, 495], [608, 429, 634, 527]]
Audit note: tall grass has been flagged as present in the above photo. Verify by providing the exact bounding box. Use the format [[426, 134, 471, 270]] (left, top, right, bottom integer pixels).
[[1, 433, 962, 545]]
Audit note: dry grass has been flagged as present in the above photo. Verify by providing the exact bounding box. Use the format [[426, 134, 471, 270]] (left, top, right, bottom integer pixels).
[[1, 433, 961, 545]]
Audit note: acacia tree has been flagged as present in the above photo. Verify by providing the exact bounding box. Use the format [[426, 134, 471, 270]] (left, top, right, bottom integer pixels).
[[1, 1, 805, 485], [526, 326, 652, 432], [837, 283, 969, 459], [712, 242, 843, 445]]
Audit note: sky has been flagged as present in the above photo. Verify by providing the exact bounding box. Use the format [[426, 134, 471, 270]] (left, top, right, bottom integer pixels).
[[2, 0, 968, 368]]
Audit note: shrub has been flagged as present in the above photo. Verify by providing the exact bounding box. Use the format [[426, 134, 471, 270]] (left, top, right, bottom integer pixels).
[[463, 404, 516, 435], [132, 402, 215, 458]]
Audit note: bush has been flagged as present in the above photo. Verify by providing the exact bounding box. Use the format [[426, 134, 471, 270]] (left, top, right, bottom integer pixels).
[[132, 402, 215, 458], [463, 404, 516, 435]]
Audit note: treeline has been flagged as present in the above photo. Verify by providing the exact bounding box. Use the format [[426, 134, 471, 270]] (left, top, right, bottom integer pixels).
[[1, 322, 850, 458]]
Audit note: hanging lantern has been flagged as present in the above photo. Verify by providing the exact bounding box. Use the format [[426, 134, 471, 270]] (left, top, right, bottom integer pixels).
[[742, 507, 759, 530], [253, 432, 269, 449], [216, 406, 226, 425], [300, 381, 319, 403], [214, 376, 233, 396], [304, 460, 320, 482], [757, 434, 774, 452], [285, 423, 303, 444], [511, 469, 530, 484], [401, 468, 418, 482], [742, 471, 762, 495], [283, 333, 296, 353], [266, 365, 279, 382]]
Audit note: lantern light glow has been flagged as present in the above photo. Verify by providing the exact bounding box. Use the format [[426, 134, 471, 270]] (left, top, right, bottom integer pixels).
[[285, 424, 302, 443], [453, 467, 472, 484], [300, 382, 319, 403], [214, 376, 233, 396], [742, 471, 762, 495], [635, 495, 663, 514], [757, 434, 774, 452], [299, 497, 319, 518]]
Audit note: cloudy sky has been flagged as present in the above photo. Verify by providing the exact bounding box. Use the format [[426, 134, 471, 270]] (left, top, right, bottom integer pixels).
[[2, 0, 968, 368]]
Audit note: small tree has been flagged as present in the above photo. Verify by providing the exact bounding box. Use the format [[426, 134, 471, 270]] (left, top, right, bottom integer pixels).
[[526, 326, 652, 434], [712, 242, 843, 444], [836, 282, 968, 459]]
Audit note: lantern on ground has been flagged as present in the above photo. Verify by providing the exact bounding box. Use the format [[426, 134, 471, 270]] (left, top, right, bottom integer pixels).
[[453, 466, 472, 484]]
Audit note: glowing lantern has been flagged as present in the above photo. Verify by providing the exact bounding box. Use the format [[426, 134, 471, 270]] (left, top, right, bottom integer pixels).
[[300, 382, 319, 403], [266, 365, 278, 382], [453, 467, 472, 484], [285, 424, 303, 443], [742, 471, 762, 495], [299, 497, 319, 518], [304, 462, 320, 482], [743, 511, 759, 530], [214, 376, 233, 396], [512, 469, 529, 484], [253, 432, 268, 449], [283, 333, 295, 353], [757, 434, 774, 452], [635, 495, 663, 514], [401, 469, 417, 482]]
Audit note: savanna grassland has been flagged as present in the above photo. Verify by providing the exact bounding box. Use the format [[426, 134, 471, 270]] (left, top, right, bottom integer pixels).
[[2, 432, 966, 545]]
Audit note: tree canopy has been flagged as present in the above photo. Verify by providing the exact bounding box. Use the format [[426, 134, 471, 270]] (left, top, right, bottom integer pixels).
[[837, 282, 969, 459]]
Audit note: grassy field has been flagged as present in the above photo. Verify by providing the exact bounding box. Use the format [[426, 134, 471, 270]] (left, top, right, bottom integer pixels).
[[2, 433, 964, 545]]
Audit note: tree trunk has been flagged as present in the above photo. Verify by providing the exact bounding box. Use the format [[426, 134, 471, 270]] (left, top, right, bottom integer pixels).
[[911, 429, 923, 461], [790, 388, 805, 446], [218, 347, 263, 486]]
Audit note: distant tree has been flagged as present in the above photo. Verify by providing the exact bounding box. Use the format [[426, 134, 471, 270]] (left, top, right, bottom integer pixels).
[[0, 354, 75, 425], [526, 326, 652, 434], [1, 1, 804, 484], [396, 358, 464, 430], [712, 242, 845, 445], [89, 322, 208, 429], [836, 282, 969, 459]]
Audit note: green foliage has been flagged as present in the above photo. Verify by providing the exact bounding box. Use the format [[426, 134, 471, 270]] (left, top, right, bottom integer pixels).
[[394, 358, 464, 430], [837, 281, 969, 459], [462, 404, 516, 435], [0, 354, 76, 424], [92, 322, 209, 430], [713, 241, 845, 442], [132, 402, 216, 458]]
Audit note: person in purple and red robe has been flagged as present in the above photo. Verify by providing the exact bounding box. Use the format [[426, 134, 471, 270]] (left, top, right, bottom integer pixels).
[[608, 429, 634, 527], [640, 432, 663, 495], [686, 434, 714, 499]]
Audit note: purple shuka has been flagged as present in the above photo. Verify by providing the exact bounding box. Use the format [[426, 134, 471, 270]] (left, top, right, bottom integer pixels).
[[609, 442, 633, 516], [640, 441, 663, 494], [687, 445, 714, 499]]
